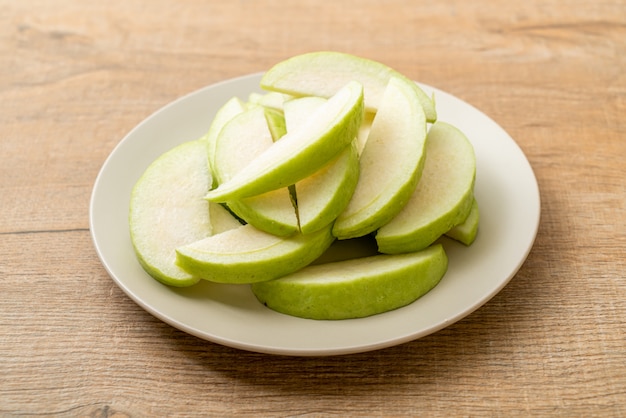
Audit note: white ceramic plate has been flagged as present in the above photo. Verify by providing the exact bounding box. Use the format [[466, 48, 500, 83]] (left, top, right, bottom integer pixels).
[[90, 73, 540, 356]]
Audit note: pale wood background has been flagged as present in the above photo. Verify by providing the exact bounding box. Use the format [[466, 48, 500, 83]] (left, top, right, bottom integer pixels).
[[1, 0, 624, 416]]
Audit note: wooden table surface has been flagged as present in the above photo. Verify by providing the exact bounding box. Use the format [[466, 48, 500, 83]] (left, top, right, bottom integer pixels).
[[2, 0, 624, 416]]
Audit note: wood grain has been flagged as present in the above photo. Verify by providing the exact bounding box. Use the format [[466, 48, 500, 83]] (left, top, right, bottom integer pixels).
[[1, 0, 624, 416]]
